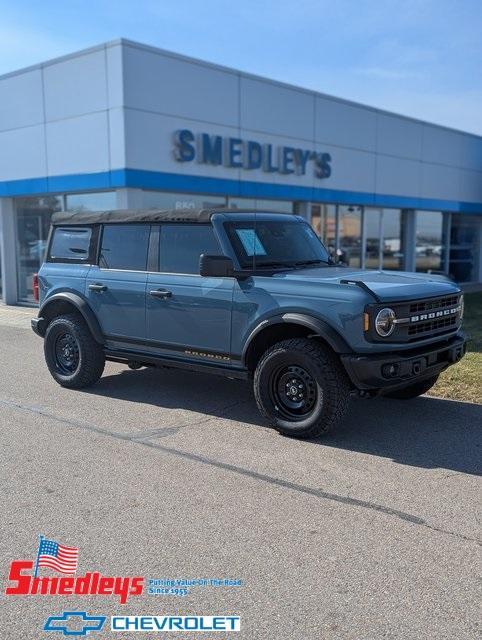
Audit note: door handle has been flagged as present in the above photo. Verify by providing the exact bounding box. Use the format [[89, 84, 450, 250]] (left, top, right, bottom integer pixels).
[[89, 283, 107, 292], [149, 289, 172, 299]]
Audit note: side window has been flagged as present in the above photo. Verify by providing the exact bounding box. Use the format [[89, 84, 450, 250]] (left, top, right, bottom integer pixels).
[[49, 227, 92, 261], [99, 225, 150, 271], [159, 224, 220, 274]]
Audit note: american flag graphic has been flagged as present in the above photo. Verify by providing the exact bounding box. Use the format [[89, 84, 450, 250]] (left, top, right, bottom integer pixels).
[[35, 537, 79, 575]]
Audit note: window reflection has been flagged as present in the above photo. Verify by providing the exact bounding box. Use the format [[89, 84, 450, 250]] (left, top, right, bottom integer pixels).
[[338, 205, 362, 267], [449, 215, 479, 282], [364, 208, 403, 271], [311, 204, 336, 257], [364, 208, 381, 269], [382, 209, 403, 270], [416, 211, 444, 272], [144, 191, 226, 210], [228, 197, 293, 213], [16, 196, 62, 302], [66, 191, 116, 211]]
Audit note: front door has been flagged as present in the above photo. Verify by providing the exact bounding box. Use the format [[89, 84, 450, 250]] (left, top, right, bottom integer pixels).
[[85, 224, 150, 343], [146, 223, 234, 361]]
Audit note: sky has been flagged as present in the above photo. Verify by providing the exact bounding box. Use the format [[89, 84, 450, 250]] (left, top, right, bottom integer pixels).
[[0, 0, 481, 135]]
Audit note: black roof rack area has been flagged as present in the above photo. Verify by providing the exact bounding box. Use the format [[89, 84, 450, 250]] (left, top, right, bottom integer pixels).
[[50, 207, 292, 225]]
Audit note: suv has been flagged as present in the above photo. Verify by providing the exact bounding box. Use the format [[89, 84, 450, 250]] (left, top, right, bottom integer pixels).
[[32, 208, 466, 439]]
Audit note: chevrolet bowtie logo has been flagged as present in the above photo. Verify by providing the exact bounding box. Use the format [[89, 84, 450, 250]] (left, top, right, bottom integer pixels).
[[44, 612, 106, 636]]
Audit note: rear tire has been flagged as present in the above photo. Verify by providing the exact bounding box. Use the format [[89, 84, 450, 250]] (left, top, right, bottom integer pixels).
[[253, 338, 350, 439], [44, 313, 105, 389], [383, 375, 439, 400]]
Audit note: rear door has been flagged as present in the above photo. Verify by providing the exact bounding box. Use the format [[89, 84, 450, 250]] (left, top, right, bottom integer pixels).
[[85, 224, 150, 344], [146, 223, 234, 361]]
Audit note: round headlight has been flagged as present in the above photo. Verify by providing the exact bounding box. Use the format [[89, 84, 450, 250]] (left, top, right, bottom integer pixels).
[[375, 308, 396, 337]]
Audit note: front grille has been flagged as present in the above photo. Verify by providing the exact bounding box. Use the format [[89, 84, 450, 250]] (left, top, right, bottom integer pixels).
[[409, 295, 458, 313], [408, 315, 457, 336], [367, 293, 462, 343]]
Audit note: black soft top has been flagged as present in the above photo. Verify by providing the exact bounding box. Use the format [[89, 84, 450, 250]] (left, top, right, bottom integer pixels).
[[51, 207, 289, 226]]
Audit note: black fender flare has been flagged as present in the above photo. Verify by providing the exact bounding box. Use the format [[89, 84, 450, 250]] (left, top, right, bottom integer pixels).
[[242, 312, 352, 366], [39, 292, 104, 344]]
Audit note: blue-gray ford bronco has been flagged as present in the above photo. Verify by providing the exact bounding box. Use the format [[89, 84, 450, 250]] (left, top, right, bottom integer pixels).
[[32, 208, 466, 439]]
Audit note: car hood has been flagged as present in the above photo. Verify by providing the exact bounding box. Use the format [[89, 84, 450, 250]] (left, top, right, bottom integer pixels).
[[272, 266, 460, 302]]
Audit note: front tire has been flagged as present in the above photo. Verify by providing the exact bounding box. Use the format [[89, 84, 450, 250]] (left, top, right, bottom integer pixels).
[[254, 338, 350, 438], [383, 375, 439, 400], [44, 313, 105, 388]]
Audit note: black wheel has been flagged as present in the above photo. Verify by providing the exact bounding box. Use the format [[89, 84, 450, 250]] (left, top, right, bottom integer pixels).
[[383, 375, 439, 400], [254, 338, 350, 438], [44, 313, 105, 389]]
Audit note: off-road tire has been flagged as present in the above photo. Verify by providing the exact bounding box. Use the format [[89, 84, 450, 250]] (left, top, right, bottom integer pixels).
[[383, 375, 439, 400], [44, 313, 105, 388], [253, 338, 350, 438]]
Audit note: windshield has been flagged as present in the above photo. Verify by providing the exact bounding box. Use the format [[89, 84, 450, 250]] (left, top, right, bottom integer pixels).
[[224, 219, 330, 269]]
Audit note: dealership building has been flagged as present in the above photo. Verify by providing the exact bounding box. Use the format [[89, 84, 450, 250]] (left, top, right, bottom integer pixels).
[[0, 38, 481, 304]]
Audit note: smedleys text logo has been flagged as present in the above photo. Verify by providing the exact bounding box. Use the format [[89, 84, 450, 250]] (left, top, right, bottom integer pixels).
[[5, 536, 144, 604]]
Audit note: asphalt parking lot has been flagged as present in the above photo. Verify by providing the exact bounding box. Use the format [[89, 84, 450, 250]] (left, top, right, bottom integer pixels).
[[0, 305, 481, 639]]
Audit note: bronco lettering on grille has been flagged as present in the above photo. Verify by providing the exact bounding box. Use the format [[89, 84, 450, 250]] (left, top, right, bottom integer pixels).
[[410, 305, 461, 323]]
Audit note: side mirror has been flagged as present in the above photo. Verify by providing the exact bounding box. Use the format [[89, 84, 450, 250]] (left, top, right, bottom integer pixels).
[[199, 254, 234, 277]]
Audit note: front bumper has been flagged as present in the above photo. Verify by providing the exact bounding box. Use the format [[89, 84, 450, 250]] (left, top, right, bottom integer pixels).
[[341, 333, 466, 391]]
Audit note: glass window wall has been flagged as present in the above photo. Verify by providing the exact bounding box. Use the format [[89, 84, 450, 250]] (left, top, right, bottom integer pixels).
[[311, 204, 336, 257], [449, 215, 481, 282], [364, 208, 381, 269], [338, 205, 362, 267], [227, 197, 293, 213], [415, 210, 444, 272], [382, 209, 403, 271], [16, 196, 62, 302], [364, 208, 403, 270], [66, 191, 116, 211], [143, 190, 226, 210]]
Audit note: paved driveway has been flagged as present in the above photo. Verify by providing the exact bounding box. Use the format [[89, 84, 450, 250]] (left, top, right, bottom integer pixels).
[[0, 305, 480, 639]]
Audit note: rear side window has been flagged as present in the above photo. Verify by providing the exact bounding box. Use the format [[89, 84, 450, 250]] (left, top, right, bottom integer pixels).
[[49, 227, 92, 261], [99, 225, 150, 271], [159, 224, 220, 274]]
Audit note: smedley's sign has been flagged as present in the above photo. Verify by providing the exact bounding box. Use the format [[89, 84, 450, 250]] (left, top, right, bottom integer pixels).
[[173, 129, 332, 179]]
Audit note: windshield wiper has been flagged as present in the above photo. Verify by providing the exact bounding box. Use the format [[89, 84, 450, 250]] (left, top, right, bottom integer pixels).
[[292, 259, 330, 267], [254, 261, 296, 270]]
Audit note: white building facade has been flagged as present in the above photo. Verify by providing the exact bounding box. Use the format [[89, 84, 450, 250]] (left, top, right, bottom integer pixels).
[[0, 38, 481, 304]]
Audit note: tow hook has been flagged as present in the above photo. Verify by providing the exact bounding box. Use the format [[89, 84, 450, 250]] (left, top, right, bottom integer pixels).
[[357, 390, 377, 399], [412, 361, 422, 375], [448, 346, 464, 363]]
